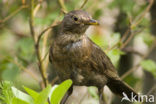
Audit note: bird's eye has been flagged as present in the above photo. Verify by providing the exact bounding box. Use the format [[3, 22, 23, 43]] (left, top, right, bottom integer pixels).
[[73, 17, 78, 21]]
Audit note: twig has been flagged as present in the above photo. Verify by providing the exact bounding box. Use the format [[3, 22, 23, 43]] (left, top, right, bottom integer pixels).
[[146, 85, 156, 96], [0, 5, 28, 24], [1, 56, 39, 82], [29, 0, 48, 87], [36, 25, 54, 47], [12, 58, 39, 82], [29, 0, 36, 41], [39, 27, 52, 75], [120, 28, 131, 43], [120, 29, 143, 49], [142, 85, 156, 104], [79, 91, 88, 104], [131, 0, 154, 29], [41, 50, 49, 62], [121, 64, 140, 80], [80, 0, 88, 9], [106, 26, 131, 52], [121, 39, 156, 79], [107, 1, 154, 52], [122, 47, 144, 57], [51, 76, 59, 86], [37, 20, 59, 61], [58, 0, 67, 14]]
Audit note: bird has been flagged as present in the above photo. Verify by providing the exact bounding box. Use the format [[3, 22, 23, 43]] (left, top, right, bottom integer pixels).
[[49, 10, 138, 104]]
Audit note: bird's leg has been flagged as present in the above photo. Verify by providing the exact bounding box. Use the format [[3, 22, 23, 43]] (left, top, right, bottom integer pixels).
[[98, 87, 106, 104], [60, 85, 73, 104]]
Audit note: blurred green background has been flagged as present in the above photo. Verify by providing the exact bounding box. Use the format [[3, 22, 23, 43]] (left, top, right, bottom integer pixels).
[[0, 0, 156, 104]]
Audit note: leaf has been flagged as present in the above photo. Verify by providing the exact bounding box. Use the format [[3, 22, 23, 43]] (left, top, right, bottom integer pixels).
[[93, 9, 102, 19], [50, 79, 73, 104], [12, 98, 29, 104], [109, 0, 135, 13], [110, 33, 121, 47], [0, 81, 14, 104], [23, 86, 39, 101], [88, 87, 99, 100], [11, 87, 34, 104], [141, 60, 156, 77], [123, 75, 140, 87], [107, 49, 125, 67], [34, 85, 51, 104], [49, 85, 58, 98], [90, 34, 108, 49], [15, 37, 35, 64], [142, 34, 155, 46], [2, 62, 19, 81], [34, 11, 60, 25]]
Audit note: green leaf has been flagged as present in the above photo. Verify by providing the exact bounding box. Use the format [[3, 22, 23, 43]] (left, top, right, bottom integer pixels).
[[141, 60, 156, 77], [34, 11, 60, 25], [11, 87, 34, 104], [34, 85, 51, 104], [12, 98, 29, 104], [109, 0, 135, 13], [110, 33, 121, 47], [50, 79, 73, 104], [93, 9, 103, 19], [142, 34, 155, 46], [88, 87, 99, 100], [0, 81, 14, 104], [2, 62, 19, 81], [107, 49, 125, 67], [90, 34, 108, 49], [15, 37, 35, 64], [23, 86, 39, 101], [123, 75, 140, 87]]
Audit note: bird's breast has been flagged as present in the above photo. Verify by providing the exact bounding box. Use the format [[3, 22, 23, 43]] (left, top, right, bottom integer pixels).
[[53, 36, 92, 59]]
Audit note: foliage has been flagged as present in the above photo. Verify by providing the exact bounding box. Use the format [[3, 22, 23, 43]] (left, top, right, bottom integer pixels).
[[142, 33, 155, 46], [0, 80, 73, 104], [0, 0, 156, 104], [88, 87, 99, 100], [0, 81, 14, 104], [141, 59, 156, 78], [107, 49, 125, 67], [50, 79, 72, 104]]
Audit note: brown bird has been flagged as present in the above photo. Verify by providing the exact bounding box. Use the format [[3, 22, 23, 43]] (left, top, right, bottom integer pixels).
[[49, 10, 138, 104]]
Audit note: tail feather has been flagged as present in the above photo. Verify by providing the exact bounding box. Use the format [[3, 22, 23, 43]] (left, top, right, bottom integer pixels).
[[107, 79, 138, 100]]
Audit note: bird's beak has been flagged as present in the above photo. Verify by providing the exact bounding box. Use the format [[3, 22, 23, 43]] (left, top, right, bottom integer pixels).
[[87, 19, 99, 25]]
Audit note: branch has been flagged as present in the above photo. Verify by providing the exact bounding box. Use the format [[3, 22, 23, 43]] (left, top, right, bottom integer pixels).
[[120, 29, 143, 49], [29, 0, 36, 41], [122, 47, 144, 57], [12, 58, 39, 82], [121, 39, 156, 79], [29, 0, 48, 87], [51, 76, 59, 86], [58, 0, 67, 14], [131, 0, 154, 29], [106, 1, 154, 51], [0, 5, 28, 24], [1, 56, 39, 82], [80, 0, 88, 9], [36, 25, 54, 47], [106, 24, 131, 52]]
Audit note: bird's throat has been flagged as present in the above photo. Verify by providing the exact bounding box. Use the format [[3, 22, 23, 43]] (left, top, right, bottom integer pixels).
[[55, 33, 87, 47]]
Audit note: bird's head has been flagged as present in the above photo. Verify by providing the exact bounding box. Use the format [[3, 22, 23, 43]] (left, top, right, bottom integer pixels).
[[61, 10, 99, 34]]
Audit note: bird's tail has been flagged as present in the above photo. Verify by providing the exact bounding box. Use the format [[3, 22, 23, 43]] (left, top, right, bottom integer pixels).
[[107, 79, 138, 100]]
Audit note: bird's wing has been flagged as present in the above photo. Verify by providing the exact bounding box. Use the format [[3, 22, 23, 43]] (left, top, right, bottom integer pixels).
[[68, 37, 119, 80], [87, 38, 119, 79]]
